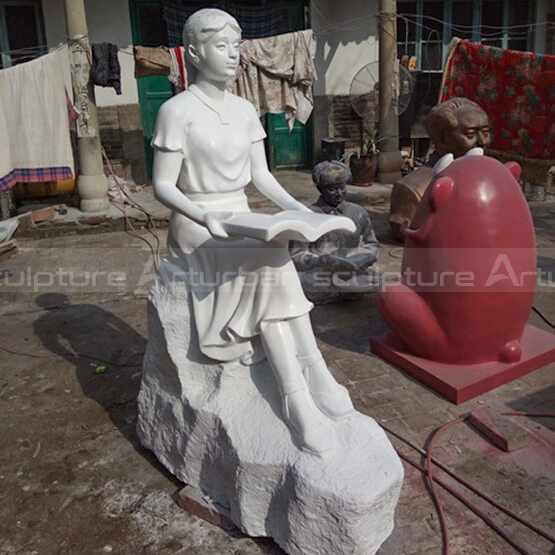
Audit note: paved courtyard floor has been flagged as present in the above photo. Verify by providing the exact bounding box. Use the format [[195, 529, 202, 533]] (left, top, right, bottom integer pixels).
[[1, 173, 554, 554]]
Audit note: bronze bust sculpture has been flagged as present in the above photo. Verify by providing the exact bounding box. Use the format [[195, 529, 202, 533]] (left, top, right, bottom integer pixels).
[[389, 97, 491, 241]]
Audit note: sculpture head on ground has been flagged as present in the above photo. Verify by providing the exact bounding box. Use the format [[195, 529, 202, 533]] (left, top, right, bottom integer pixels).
[[290, 161, 379, 304], [389, 97, 491, 241], [426, 97, 491, 158]]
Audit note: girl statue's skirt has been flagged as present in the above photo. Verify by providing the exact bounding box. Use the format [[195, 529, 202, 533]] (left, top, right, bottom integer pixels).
[[165, 190, 313, 362]]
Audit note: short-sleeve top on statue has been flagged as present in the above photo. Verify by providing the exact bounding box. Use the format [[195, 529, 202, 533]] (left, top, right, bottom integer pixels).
[[151, 84, 267, 195]]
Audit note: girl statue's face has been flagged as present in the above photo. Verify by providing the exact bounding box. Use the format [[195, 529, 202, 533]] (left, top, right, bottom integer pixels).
[[194, 25, 241, 82]]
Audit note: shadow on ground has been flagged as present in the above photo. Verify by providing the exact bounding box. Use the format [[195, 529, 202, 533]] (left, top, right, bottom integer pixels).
[[31, 292, 286, 554], [311, 292, 389, 355], [508, 383, 555, 432], [31, 292, 180, 479]]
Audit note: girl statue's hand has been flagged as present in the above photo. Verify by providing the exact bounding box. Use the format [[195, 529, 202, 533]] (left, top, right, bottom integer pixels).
[[204, 211, 234, 239]]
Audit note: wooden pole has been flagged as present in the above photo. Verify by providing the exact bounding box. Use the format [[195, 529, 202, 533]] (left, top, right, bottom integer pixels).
[[377, 0, 402, 182]]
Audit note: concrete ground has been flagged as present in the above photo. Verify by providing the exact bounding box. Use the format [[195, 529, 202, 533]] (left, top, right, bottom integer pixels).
[[1, 171, 554, 554]]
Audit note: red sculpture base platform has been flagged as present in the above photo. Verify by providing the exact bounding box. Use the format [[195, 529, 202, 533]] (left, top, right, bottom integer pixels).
[[370, 324, 555, 404]]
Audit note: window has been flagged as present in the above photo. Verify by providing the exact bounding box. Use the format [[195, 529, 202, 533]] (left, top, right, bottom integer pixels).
[[0, 0, 46, 69], [397, 0, 534, 71], [421, 1, 443, 70]]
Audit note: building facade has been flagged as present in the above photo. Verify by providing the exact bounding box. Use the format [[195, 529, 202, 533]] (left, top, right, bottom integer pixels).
[[0, 0, 552, 184]]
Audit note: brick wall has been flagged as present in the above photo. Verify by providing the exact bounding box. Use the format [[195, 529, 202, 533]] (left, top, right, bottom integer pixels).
[[330, 96, 364, 151], [312, 94, 364, 163], [97, 104, 148, 185], [97, 106, 123, 163]]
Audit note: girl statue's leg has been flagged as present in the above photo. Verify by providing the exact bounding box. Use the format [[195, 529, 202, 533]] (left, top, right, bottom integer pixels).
[[287, 314, 354, 420], [260, 320, 335, 455]]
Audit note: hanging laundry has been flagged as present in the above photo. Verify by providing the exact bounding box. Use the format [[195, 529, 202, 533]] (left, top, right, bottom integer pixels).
[[0, 91, 11, 193], [168, 47, 186, 91], [134, 46, 172, 79], [131, 29, 317, 128], [132, 46, 181, 87], [90, 43, 122, 94], [0, 49, 74, 192], [441, 38, 555, 159], [230, 30, 317, 130], [132, 46, 185, 89]]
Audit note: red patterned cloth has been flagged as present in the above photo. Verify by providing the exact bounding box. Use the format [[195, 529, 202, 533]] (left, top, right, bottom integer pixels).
[[65, 89, 79, 125], [0, 167, 73, 192], [440, 39, 555, 159], [174, 47, 186, 90]]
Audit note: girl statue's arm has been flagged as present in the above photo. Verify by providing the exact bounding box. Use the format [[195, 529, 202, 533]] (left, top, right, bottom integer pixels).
[[250, 141, 311, 212], [152, 150, 205, 224], [152, 149, 230, 238]]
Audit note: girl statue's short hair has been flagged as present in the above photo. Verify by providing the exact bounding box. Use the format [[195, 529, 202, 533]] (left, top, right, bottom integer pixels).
[[182, 8, 241, 50]]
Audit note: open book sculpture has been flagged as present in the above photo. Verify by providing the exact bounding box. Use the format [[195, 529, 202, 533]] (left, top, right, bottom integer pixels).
[[223, 210, 356, 242], [136, 8, 402, 555]]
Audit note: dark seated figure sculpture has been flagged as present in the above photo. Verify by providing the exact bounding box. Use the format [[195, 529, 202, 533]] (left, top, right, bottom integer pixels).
[[389, 97, 491, 241], [290, 160, 379, 304]]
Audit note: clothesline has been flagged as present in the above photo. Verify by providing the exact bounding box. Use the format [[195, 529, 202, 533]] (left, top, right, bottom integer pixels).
[[0, 42, 65, 58], [309, 4, 554, 35], [0, 41, 133, 59], [398, 12, 555, 32], [395, 14, 548, 41], [2, 11, 551, 59]]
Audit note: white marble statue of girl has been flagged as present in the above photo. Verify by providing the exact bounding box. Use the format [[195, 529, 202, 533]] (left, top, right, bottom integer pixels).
[[151, 8, 353, 455]]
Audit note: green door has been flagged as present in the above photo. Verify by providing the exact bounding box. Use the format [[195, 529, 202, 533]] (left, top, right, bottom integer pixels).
[[265, 0, 309, 171], [136, 75, 173, 177], [129, 0, 174, 177], [267, 113, 308, 170]]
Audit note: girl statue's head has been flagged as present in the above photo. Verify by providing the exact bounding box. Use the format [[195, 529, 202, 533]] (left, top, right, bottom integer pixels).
[[183, 8, 242, 84]]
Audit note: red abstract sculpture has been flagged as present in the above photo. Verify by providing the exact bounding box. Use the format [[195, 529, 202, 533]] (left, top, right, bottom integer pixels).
[[372, 149, 555, 403]]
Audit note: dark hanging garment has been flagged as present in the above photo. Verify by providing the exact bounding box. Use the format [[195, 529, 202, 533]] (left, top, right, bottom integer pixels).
[[90, 43, 122, 94]]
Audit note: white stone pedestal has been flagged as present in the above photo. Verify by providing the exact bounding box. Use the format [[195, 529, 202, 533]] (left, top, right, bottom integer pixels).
[[137, 260, 404, 554]]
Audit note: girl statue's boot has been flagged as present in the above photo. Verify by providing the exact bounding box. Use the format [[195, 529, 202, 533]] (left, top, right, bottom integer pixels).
[[260, 320, 336, 455], [298, 352, 355, 420], [281, 381, 336, 455]]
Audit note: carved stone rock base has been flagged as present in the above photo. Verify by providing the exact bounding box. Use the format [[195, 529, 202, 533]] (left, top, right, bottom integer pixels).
[[137, 261, 404, 555]]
